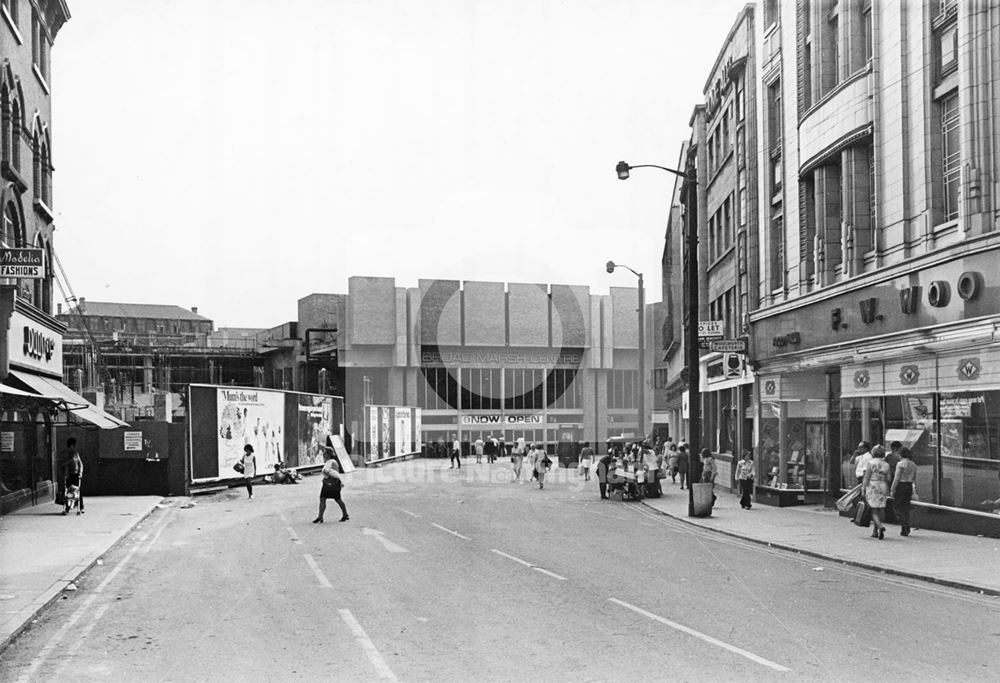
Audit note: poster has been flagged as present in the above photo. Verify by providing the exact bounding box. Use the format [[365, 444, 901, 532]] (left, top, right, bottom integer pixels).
[[217, 387, 285, 473], [297, 394, 334, 467], [395, 407, 411, 458]]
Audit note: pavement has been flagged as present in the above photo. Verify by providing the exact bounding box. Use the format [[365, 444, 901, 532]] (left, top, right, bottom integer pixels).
[[2, 481, 1000, 655]]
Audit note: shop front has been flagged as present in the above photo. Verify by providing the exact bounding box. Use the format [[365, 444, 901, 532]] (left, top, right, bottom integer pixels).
[[0, 293, 128, 514]]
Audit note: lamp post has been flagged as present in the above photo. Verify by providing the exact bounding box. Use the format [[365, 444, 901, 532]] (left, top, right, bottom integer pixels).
[[616, 160, 699, 516], [605, 261, 645, 443]]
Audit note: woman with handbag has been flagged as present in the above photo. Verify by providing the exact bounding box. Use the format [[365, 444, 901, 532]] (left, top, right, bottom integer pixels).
[[890, 447, 918, 536], [238, 444, 256, 500], [532, 444, 551, 490], [313, 448, 349, 523], [862, 445, 891, 539]]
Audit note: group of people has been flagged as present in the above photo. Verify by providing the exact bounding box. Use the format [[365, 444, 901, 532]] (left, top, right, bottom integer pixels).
[[852, 440, 918, 539]]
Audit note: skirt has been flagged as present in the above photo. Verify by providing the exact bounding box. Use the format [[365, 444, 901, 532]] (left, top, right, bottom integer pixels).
[[320, 480, 342, 499]]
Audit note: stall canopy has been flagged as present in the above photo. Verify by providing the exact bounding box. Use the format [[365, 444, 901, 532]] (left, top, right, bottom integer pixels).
[[6, 369, 130, 429]]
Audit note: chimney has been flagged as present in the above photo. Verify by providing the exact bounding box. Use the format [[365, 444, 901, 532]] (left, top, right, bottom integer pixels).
[[78, 297, 85, 308], [57, 303, 62, 315], [191, 306, 199, 315]]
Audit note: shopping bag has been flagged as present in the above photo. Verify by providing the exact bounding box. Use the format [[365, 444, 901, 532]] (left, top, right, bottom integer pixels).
[[852, 500, 871, 527], [836, 484, 862, 512]]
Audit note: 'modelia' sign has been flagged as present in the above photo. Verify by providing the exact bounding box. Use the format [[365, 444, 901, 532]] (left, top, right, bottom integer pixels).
[[0, 249, 44, 278]]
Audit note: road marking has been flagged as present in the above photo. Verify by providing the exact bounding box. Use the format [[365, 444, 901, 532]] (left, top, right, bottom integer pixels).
[[14, 510, 173, 683], [532, 567, 567, 580], [303, 554, 332, 588], [286, 526, 303, 544], [361, 527, 409, 553], [491, 549, 534, 568], [399, 508, 420, 517], [608, 598, 790, 672], [431, 522, 470, 540], [339, 608, 399, 681]]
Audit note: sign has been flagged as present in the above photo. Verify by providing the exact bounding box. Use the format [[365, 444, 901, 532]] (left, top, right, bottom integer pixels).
[[421, 348, 582, 368], [697, 321, 723, 338], [0, 248, 43, 278], [460, 414, 543, 426], [1, 432, 13, 452], [9, 310, 63, 375], [123, 431, 144, 451], [709, 339, 747, 353]]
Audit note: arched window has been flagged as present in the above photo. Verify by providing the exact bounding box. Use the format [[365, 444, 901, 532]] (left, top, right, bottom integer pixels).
[[10, 94, 20, 170], [2, 199, 20, 247], [40, 133, 49, 205], [1, 82, 9, 164]]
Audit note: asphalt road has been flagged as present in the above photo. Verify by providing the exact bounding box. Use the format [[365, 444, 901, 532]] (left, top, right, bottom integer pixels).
[[3, 459, 999, 682]]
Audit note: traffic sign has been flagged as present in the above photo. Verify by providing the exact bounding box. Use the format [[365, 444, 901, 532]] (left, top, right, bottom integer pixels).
[[709, 339, 747, 353], [697, 320, 723, 338]]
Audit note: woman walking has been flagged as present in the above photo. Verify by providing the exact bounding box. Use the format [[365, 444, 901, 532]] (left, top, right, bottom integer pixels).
[[313, 448, 349, 523], [240, 444, 256, 500], [666, 444, 679, 484], [532, 444, 550, 490], [735, 450, 755, 509], [862, 445, 891, 539], [890, 447, 917, 536]]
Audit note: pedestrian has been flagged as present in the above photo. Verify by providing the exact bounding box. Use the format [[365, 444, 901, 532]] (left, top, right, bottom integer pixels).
[[313, 448, 349, 523], [579, 442, 594, 482], [474, 436, 484, 464], [451, 436, 462, 469], [490, 435, 500, 463], [596, 450, 612, 499], [532, 444, 551, 489], [667, 444, 679, 484], [511, 437, 526, 482], [498, 436, 507, 462], [240, 443, 257, 500], [890, 447, 917, 536], [62, 437, 84, 515], [677, 444, 690, 490], [853, 441, 872, 484], [700, 448, 717, 504], [862, 445, 891, 540], [735, 449, 755, 509]]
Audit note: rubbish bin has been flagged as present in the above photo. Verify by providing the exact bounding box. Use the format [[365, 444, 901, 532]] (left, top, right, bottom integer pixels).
[[691, 482, 714, 517]]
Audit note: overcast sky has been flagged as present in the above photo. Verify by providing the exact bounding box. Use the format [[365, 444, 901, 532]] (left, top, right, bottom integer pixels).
[[52, 0, 746, 328]]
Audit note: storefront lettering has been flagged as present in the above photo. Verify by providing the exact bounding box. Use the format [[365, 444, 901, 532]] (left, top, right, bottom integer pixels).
[[928, 280, 950, 307], [772, 331, 801, 347], [460, 414, 543, 425], [899, 365, 920, 385], [422, 350, 581, 366], [22, 326, 55, 361], [957, 272, 982, 301], [957, 358, 981, 381], [220, 390, 259, 402], [859, 298, 882, 324], [831, 308, 846, 331]]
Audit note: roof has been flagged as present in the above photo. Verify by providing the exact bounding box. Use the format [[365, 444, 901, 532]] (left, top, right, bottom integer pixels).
[[64, 301, 212, 322]]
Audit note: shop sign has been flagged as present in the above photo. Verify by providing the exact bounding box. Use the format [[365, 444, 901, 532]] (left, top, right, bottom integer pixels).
[[1, 432, 13, 452], [8, 310, 62, 374], [697, 321, 723, 339], [898, 365, 920, 385], [957, 358, 981, 381], [0, 248, 44, 278], [420, 349, 582, 367], [460, 414, 543, 425]]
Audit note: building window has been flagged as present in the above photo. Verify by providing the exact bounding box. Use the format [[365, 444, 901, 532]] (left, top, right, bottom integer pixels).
[[1, 0, 17, 31], [938, 22, 958, 76], [764, 0, 779, 29], [2, 200, 20, 247], [941, 92, 960, 222], [735, 78, 745, 122], [546, 369, 581, 410], [862, 0, 873, 64], [606, 369, 637, 410], [821, 1, 840, 96], [31, 11, 49, 83], [10, 95, 21, 171]]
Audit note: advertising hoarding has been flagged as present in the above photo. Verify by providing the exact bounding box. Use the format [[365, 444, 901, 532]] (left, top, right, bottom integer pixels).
[[365, 405, 422, 463], [188, 384, 344, 482]]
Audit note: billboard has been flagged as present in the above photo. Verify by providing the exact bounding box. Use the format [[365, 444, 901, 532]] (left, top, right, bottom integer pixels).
[[365, 405, 421, 463], [188, 384, 344, 482]]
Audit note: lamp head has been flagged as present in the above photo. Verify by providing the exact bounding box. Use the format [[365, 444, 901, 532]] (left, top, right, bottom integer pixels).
[[606, 261, 616, 274], [616, 161, 630, 180]]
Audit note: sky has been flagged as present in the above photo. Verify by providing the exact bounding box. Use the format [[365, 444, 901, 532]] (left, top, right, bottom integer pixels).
[[52, 0, 747, 328]]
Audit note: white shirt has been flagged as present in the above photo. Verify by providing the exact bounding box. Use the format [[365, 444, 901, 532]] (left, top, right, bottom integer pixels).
[[854, 451, 872, 478]]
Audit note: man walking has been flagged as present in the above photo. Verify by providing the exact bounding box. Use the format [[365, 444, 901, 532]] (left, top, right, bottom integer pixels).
[[451, 436, 462, 469], [596, 450, 612, 499]]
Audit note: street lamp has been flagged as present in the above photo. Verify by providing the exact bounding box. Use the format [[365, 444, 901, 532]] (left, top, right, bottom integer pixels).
[[616, 160, 700, 517], [605, 260, 645, 444]]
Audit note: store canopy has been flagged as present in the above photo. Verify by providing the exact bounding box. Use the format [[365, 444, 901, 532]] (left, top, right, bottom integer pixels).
[[6, 369, 130, 429]]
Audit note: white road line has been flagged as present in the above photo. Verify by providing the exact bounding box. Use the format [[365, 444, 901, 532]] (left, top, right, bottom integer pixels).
[[15, 510, 173, 683], [339, 608, 399, 681], [431, 522, 470, 540], [286, 526, 302, 544], [303, 554, 332, 588], [490, 549, 534, 568], [532, 567, 567, 581], [608, 598, 791, 672], [399, 508, 420, 517]]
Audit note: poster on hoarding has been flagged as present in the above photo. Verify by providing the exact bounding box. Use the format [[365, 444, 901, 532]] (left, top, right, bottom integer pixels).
[[395, 407, 411, 458], [297, 394, 334, 467], [217, 387, 285, 473]]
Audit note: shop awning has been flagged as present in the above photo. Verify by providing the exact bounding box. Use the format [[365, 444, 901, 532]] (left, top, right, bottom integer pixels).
[[6, 369, 130, 429]]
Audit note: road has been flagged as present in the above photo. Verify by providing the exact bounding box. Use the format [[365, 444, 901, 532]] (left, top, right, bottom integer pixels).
[[2, 459, 999, 682]]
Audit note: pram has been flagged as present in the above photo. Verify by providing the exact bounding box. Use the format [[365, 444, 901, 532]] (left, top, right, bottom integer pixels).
[[64, 483, 81, 514]]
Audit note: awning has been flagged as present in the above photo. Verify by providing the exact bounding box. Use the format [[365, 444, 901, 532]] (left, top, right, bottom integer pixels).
[[7, 369, 130, 429]]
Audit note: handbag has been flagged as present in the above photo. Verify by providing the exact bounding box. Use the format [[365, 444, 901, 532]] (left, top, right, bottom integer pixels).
[[852, 500, 871, 527], [55, 488, 66, 506], [233, 460, 245, 474]]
